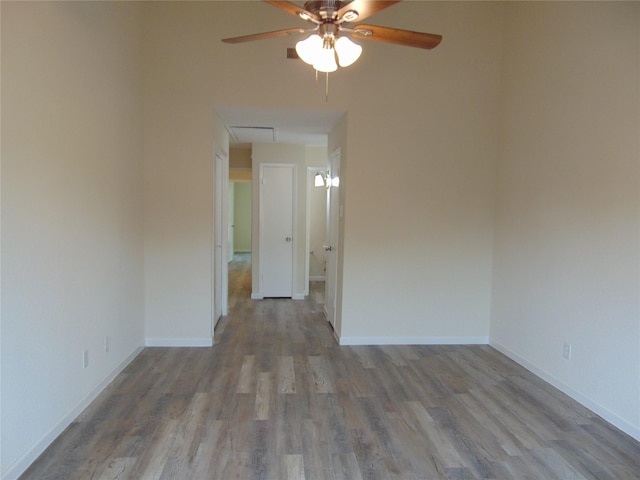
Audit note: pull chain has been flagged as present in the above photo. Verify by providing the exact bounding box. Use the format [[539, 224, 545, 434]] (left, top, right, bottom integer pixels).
[[313, 69, 330, 102], [325, 72, 329, 102]]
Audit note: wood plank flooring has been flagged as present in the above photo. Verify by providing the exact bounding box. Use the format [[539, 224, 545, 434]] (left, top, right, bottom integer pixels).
[[21, 253, 640, 479]]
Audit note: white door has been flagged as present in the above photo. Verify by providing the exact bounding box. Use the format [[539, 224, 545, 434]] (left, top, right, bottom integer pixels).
[[325, 149, 340, 328], [260, 164, 295, 298]]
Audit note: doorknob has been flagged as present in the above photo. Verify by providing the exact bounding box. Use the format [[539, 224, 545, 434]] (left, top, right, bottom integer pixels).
[[324, 245, 333, 252], [286, 237, 292, 243]]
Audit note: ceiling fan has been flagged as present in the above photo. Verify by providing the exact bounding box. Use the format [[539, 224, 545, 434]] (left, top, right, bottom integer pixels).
[[222, 0, 442, 73]]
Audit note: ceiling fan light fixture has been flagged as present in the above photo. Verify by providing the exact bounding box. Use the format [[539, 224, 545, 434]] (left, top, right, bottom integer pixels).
[[334, 36, 362, 67], [295, 34, 323, 65], [296, 32, 360, 72], [313, 45, 338, 72]]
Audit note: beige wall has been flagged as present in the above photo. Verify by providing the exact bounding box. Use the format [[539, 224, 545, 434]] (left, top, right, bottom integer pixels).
[[338, 3, 502, 342], [142, 39, 230, 344], [230, 146, 252, 169], [143, 104, 228, 343], [490, 2, 640, 438], [233, 182, 252, 253], [1, 2, 145, 475]]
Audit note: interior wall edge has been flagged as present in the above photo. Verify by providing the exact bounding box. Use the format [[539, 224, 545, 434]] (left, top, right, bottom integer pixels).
[[490, 340, 640, 442], [1, 346, 144, 480]]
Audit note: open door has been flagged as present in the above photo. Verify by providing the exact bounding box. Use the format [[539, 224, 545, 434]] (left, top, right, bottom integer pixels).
[[325, 149, 340, 329]]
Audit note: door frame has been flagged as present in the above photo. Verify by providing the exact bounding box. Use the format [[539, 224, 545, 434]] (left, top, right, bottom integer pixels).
[[305, 166, 328, 295], [213, 151, 229, 335], [257, 163, 297, 299]]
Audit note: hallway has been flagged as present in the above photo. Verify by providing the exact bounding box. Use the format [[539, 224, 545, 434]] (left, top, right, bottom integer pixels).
[[20, 255, 640, 479]]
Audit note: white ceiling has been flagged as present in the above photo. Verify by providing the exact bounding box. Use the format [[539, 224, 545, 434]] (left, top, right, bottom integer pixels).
[[216, 106, 345, 147]]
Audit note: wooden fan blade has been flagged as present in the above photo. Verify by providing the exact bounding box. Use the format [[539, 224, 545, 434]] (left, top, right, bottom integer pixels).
[[222, 27, 306, 44], [337, 0, 401, 22], [352, 24, 442, 49], [263, 0, 321, 23]]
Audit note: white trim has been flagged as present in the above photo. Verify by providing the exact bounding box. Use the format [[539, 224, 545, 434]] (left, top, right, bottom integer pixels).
[[213, 151, 229, 339], [324, 148, 341, 330], [2, 346, 144, 480], [292, 294, 305, 300], [145, 337, 213, 347], [338, 336, 489, 346], [333, 327, 341, 345], [291, 165, 299, 299], [310, 275, 325, 281], [490, 340, 640, 442], [251, 293, 264, 300]]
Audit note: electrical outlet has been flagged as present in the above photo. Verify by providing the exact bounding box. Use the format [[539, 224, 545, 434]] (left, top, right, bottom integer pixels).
[[562, 342, 572, 360], [83, 350, 89, 368], [104, 336, 110, 353]]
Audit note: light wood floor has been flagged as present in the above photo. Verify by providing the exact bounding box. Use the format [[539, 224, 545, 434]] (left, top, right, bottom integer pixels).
[[21, 253, 639, 479]]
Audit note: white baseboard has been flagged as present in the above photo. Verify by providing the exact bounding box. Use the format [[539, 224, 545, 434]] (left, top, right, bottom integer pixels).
[[338, 336, 489, 346], [2, 346, 144, 480], [310, 275, 325, 281], [292, 293, 305, 300], [490, 340, 640, 442], [145, 337, 213, 347], [251, 293, 263, 300], [332, 326, 341, 345]]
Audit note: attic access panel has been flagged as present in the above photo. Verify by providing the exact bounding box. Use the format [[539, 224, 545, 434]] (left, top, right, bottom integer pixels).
[[229, 126, 277, 144]]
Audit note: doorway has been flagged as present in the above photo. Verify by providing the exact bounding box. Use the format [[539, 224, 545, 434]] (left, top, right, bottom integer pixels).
[[306, 166, 328, 297], [259, 163, 296, 298], [215, 106, 345, 335]]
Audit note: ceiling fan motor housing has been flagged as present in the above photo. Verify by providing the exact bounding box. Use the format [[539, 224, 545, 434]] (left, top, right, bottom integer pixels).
[[303, 0, 349, 21]]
